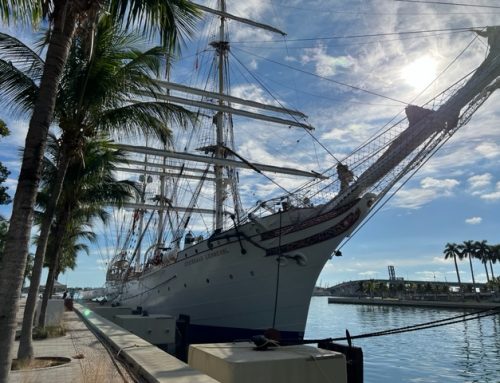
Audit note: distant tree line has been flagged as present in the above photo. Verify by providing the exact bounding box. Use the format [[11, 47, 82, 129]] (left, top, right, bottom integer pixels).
[[444, 240, 499, 293]]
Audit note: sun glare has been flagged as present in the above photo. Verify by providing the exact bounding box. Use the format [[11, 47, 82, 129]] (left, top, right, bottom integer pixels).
[[401, 56, 437, 89]]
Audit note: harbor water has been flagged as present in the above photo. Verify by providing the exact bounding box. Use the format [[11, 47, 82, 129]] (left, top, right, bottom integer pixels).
[[304, 297, 500, 382]]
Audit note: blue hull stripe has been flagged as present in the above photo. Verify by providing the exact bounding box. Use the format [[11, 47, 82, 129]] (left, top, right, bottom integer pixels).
[[186, 323, 304, 344]]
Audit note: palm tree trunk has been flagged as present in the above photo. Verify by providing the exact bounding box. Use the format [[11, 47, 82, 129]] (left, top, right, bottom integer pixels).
[[453, 254, 462, 288], [18, 150, 70, 360], [38, 206, 71, 327], [39, 251, 60, 325], [483, 261, 490, 283], [0, 5, 78, 379], [468, 255, 478, 298], [489, 260, 495, 279]]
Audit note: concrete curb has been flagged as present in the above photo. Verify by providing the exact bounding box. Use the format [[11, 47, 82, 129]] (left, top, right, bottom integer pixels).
[[74, 303, 219, 383]]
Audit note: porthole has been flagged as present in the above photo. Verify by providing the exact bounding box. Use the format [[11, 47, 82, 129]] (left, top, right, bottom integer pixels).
[[229, 274, 234, 279], [184, 283, 187, 288], [206, 278, 210, 284], [250, 271, 254, 276]]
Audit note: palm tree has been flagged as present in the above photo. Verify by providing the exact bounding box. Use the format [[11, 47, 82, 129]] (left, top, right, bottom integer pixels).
[[443, 242, 462, 292], [8, 17, 195, 361], [459, 240, 478, 298], [0, 3, 97, 375], [474, 240, 490, 283], [37, 135, 137, 328], [488, 244, 498, 280], [0, 2, 199, 378], [46, 227, 93, 287]]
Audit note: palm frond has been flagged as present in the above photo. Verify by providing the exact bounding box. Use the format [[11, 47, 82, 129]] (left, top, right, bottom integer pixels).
[[0, 1, 43, 26], [96, 101, 196, 144], [0, 32, 44, 79], [0, 59, 38, 117], [107, 0, 201, 52]]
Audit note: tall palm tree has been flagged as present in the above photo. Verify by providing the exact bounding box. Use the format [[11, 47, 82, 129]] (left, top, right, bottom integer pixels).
[[459, 240, 478, 298], [0, 2, 199, 378], [474, 240, 491, 283], [487, 244, 498, 280], [7, 17, 195, 360], [37, 135, 137, 328], [443, 242, 462, 292], [0, 3, 97, 376]]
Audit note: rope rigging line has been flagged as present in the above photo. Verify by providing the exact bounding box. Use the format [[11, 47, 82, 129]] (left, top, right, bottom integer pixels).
[[394, 0, 500, 9], [261, 73, 401, 107], [329, 33, 481, 177], [409, 33, 481, 105], [222, 144, 293, 196], [338, 31, 480, 158], [235, 31, 465, 51], [228, 50, 341, 164], [232, 46, 409, 105], [270, 2, 500, 15], [232, 26, 485, 44], [306, 306, 500, 343], [335, 44, 500, 250], [291, 31, 487, 201], [280, 29, 325, 170]]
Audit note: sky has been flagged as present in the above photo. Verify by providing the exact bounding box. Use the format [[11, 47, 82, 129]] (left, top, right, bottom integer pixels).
[[1, 0, 500, 288]]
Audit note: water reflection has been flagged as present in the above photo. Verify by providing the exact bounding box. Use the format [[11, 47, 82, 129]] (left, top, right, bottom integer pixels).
[[305, 297, 500, 382]]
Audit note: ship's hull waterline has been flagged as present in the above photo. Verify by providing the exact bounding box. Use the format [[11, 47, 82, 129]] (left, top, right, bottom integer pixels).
[[107, 194, 375, 342]]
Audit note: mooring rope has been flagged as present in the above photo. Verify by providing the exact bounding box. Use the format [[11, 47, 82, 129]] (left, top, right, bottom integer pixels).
[[303, 306, 500, 344]]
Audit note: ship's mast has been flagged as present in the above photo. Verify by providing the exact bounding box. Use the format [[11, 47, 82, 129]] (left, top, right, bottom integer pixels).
[[214, 0, 228, 230], [119, 3, 300, 232]]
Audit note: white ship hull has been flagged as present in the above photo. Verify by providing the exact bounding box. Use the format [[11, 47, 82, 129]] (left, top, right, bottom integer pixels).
[[107, 194, 375, 342]]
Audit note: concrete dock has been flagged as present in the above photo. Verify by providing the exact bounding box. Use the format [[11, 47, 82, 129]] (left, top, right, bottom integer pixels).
[[10, 300, 352, 383], [10, 300, 218, 383], [10, 300, 135, 383], [75, 303, 219, 383]]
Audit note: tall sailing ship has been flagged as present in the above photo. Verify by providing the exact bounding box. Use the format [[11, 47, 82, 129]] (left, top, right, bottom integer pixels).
[[104, 2, 500, 343]]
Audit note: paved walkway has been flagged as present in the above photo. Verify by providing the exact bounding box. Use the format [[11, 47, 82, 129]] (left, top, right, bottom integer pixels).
[[10, 301, 135, 383]]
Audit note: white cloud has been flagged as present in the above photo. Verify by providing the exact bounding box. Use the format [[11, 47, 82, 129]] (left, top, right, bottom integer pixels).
[[231, 84, 280, 108], [468, 173, 492, 191], [300, 44, 354, 77], [420, 177, 459, 190], [465, 217, 482, 225], [431, 256, 448, 265], [226, 0, 275, 42], [475, 142, 500, 159], [481, 182, 500, 201], [321, 122, 373, 144], [390, 177, 459, 209], [248, 59, 258, 71], [4, 119, 29, 147]]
